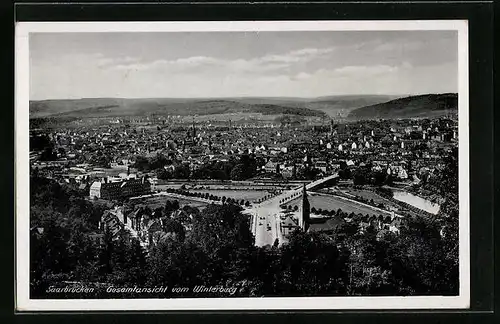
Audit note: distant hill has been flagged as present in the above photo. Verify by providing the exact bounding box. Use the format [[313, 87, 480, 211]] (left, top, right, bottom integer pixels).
[[302, 95, 400, 118], [29, 98, 329, 119], [233, 95, 398, 118], [347, 93, 458, 120]]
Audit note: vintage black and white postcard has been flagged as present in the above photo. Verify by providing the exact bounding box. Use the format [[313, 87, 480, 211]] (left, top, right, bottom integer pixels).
[[15, 20, 469, 311]]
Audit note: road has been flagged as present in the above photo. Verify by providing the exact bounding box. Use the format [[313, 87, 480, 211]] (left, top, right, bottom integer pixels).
[[251, 185, 305, 247], [253, 205, 280, 247]]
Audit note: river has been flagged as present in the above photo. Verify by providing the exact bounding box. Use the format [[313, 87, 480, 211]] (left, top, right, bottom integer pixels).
[[392, 191, 440, 215]]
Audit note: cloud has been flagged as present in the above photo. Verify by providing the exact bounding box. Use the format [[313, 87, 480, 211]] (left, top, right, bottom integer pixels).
[[113, 56, 223, 72], [291, 72, 312, 81], [97, 55, 139, 68], [372, 40, 425, 52], [303, 62, 412, 80], [333, 64, 399, 76], [100, 46, 337, 75]]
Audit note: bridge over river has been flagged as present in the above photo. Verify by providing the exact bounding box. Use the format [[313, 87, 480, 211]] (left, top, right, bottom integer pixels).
[[250, 173, 339, 247]]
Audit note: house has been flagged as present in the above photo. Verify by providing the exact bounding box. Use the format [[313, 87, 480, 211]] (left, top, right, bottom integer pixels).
[[143, 219, 163, 247], [398, 168, 408, 179], [389, 216, 404, 234], [281, 165, 295, 179], [314, 160, 328, 173], [171, 209, 194, 231], [99, 210, 123, 239], [88, 232, 105, 245], [387, 165, 409, 180], [263, 160, 279, 174], [280, 213, 299, 236]]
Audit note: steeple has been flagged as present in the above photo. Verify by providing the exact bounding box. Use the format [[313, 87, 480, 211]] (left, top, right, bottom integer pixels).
[[191, 117, 196, 140], [301, 184, 310, 232]]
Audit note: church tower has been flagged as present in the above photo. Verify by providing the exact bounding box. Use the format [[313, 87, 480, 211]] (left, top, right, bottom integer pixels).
[[191, 118, 196, 140], [300, 184, 310, 232]]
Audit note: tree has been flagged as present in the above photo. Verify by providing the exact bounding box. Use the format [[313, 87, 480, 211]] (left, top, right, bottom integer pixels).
[[184, 204, 255, 286], [372, 171, 386, 186], [97, 227, 115, 278], [40, 147, 57, 161], [147, 239, 209, 290], [230, 164, 246, 181], [165, 200, 173, 213], [157, 168, 172, 180], [278, 231, 346, 295], [133, 155, 150, 171], [353, 169, 368, 186], [162, 218, 186, 242], [173, 164, 190, 179], [338, 168, 352, 180]]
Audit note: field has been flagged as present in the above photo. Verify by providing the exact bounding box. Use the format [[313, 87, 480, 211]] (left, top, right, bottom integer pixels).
[[285, 192, 390, 216], [341, 188, 396, 206], [130, 195, 209, 210], [190, 189, 268, 202]]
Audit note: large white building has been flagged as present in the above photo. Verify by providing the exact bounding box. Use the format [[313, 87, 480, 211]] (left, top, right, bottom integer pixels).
[[90, 177, 151, 200]]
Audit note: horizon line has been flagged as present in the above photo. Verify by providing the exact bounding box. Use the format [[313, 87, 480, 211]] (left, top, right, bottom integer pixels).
[[29, 92, 457, 102]]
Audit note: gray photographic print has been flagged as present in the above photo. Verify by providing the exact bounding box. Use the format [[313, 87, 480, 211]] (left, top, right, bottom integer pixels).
[[16, 21, 469, 311]]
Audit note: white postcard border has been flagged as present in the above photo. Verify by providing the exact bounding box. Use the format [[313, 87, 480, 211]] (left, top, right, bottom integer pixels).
[[15, 20, 470, 311]]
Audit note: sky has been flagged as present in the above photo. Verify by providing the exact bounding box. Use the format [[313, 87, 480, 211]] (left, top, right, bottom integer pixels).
[[29, 31, 458, 100]]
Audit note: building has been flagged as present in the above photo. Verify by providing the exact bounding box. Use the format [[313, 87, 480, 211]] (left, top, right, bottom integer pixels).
[[264, 160, 280, 174], [99, 209, 123, 239], [89, 177, 151, 200], [314, 160, 328, 173], [280, 213, 299, 236], [298, 184, 310, 232], [280, 165, 295, 179]]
